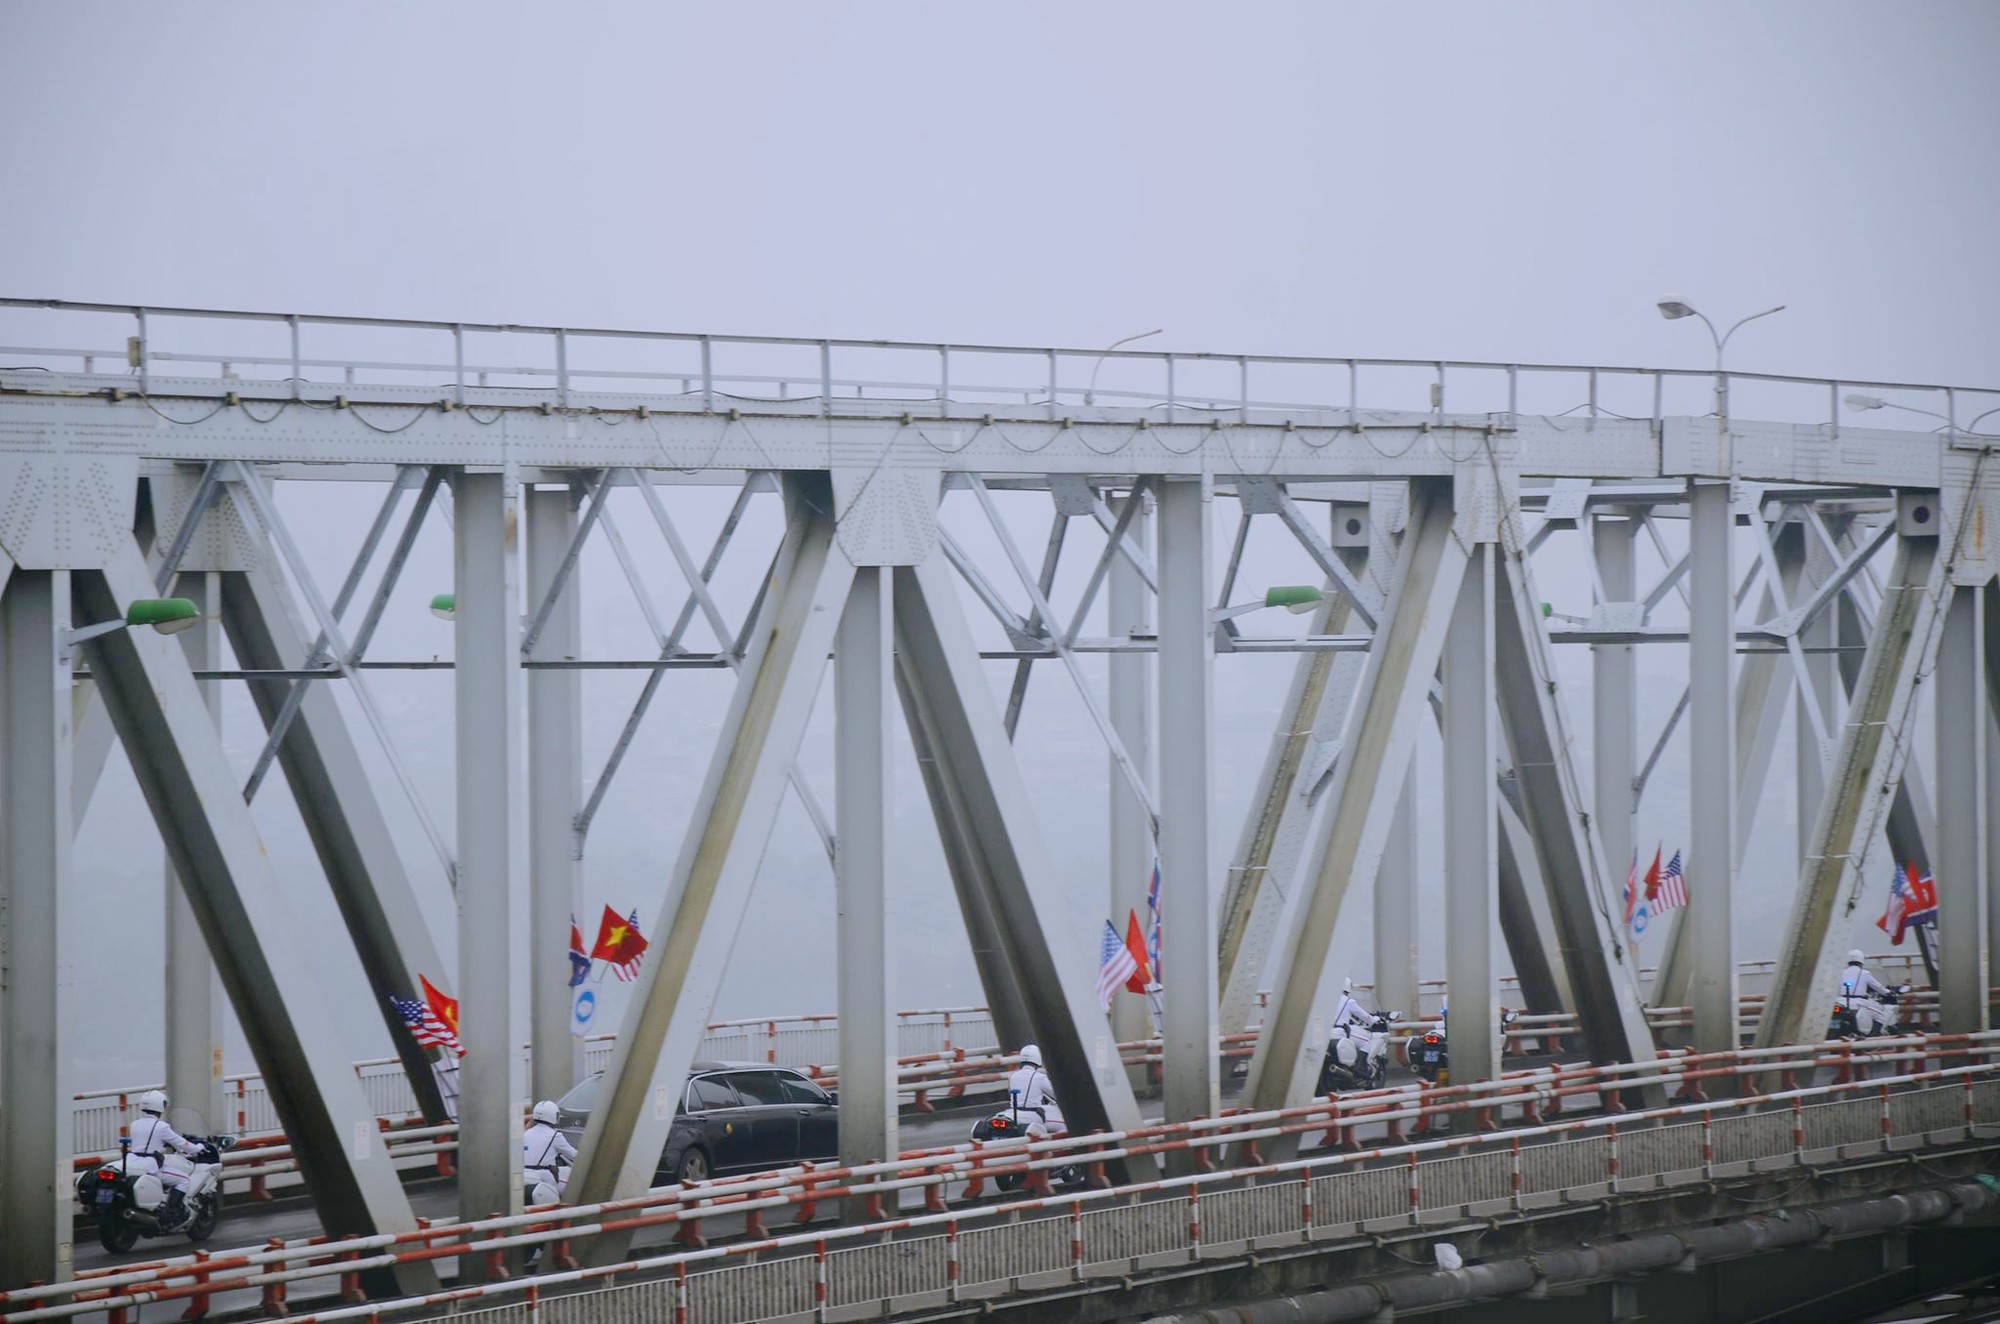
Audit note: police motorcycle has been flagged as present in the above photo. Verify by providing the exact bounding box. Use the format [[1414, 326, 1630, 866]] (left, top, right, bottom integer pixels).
[[1831, 960, 1909, 1040], [971, 1095, 1083, 1192], [1406, 1003, 1521, 1086], [76, 1102, 235, 1253], [1316, 998, 1401, 1095]]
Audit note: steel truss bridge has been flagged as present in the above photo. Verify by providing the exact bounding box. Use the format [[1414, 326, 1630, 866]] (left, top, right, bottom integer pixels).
[[2, 300, 1998, 1317]]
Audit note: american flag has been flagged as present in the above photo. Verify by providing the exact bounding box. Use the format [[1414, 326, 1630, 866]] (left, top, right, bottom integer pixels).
[[1145, 862, 1162, 984], [1096, 920, 1137, 1013], [1654, 850, 1687, 912], [390, 995, 463, 1057], [612, 909, 648, 981], [1878, 862, 1937, 945]]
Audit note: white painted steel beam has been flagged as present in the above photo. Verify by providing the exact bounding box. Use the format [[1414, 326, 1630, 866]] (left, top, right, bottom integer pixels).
[[165, 571, 225, 1126], [1760, 532, 1947, 1049], [0, 569, 73, 1290], [1444, 547, 1500, 1084], [1156, 476, 1218, 1140], [1590, 514, 1637, 919], [1987, 583, 2000, 1024], [527, 485, 585, 1098], [570, 476, 855, 1258], [1107, 489, 1155, 1053], [1687, 481, 1739, 1058], [1495, 782, 1574, 1016], [218, 558, 455, 1124], [1491, 536, 1655, 1068], [1376, 765, 1422, 1021], [892, 553, 1146, 1150], [1935, 585, 1987, 1032], [452, 471, 526, 1245], [1241, 478, 1467, 1138], [836, 566, 897, 1172], [74, 548, 430, 1290]]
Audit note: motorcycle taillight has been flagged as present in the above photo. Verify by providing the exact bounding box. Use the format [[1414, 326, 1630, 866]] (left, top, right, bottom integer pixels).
[[97, 1168, 119, 1180]]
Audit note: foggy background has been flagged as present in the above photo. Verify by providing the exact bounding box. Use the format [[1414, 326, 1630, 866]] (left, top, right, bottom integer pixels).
[[2, 3, 1994, 1092]]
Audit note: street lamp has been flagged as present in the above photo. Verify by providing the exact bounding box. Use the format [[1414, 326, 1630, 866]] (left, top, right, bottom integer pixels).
[[1084, 328, 1164, 406], [1212, 585, 1324, 623], [1844, 393, 2000, 436], [1656, 297, 1787, 421], [66, 597, 204, 646], [429, 593, 457, 621]]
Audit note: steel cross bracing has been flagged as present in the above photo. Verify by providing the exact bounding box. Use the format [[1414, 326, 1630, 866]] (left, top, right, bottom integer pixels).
[[1, 298, 1998, 1288]]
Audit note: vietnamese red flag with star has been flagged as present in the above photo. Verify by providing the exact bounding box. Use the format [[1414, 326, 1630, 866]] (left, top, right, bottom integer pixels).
[[1122, 909, 1151, 994], [590, 904, 650, 981], [418, 973, 464, 1057]]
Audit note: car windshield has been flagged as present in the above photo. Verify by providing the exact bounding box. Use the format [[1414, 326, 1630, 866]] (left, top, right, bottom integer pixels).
[[556, 1074, 601, 1116]]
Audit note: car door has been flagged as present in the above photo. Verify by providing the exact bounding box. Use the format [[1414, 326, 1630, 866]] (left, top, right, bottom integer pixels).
[[720, 1070, 801, 1170], [683, 1073, 752, 1174], [777, 1071, 839, 1162]]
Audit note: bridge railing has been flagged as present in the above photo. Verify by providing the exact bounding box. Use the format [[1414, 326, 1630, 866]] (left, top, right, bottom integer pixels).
[[4, 298, 1994, 439], [13, 1030, 1999, 1324]]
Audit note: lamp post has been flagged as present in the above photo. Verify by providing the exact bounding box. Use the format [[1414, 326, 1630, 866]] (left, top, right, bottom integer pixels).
[[1084, 328, 1164, 406], [1211, 585, 1324, 623], [1656, 298, 1786, 423], [1845, 394, 2000, 437], [66, 597, 205, 646]]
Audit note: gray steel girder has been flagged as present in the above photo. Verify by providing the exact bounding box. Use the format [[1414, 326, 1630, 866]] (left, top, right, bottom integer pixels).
[[0, 568, 73, 1289], [72, 548, 431, 1290], [1492, 537, 1655, 1067], [893, 553, 1146, 1156], [569, 475, 855, 1258], [1495, 782, 1575, 1016], [218, 562, 454, 1124], [1760, 533, 1948, 1049], [1240, 478, 1468, 1136]]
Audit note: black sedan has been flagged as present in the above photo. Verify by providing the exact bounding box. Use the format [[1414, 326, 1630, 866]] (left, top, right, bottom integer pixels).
[[555, 1061, 839, 1184]]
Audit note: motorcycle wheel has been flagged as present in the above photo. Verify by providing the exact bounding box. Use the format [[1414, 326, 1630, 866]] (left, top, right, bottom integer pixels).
[[97, 1215, 139, 1255], [186, 1193, 219, 1243], [996, 1173, 1024, 1192]]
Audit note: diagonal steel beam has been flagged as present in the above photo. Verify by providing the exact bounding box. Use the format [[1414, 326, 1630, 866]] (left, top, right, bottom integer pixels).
[[1492, 532, 1656, 1069], [1240, 478, 1468, 1140], [1270, 486, 1383, 630], [219, 558, 455, 1125], [1002, 503, 1068, 737], [75, 547, 432, 1292], [894, 552, 1146, 1156], [1061, 478, 1149, 649], [570, 475, 855, 1258], [1759, 530, 1948, 1049]]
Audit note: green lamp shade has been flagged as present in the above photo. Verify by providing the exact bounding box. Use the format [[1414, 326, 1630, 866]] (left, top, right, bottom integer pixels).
[[125, 597, 200, 635], [430, 594, 457, 621], [1263, 585, 1324, 615]]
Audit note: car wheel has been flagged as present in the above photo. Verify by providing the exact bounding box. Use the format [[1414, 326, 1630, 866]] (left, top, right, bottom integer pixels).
[[98, 1215, 139, 1255], [674, 1148, 710, 1183]]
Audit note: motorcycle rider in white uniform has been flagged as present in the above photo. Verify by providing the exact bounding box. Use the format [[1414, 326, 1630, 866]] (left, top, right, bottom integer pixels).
[[1840, 950, 1890, 1003], [523, 1100, 578, 1203], [1330, 979, 1367, 1033], [1006, 1044, 1065, 1138], [129, 1089, 200, 1219]]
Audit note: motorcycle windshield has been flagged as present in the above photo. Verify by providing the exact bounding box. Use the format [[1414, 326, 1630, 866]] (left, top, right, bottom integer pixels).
[[167, 1107, 210, 1142]]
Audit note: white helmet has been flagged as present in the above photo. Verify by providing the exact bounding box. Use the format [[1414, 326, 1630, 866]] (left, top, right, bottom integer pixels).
[[1846, 950, 1866, 966], [532, 1099, 560, 1126], [139, 1089, 168, 1116], [1018, 1043, 1043, 1068]]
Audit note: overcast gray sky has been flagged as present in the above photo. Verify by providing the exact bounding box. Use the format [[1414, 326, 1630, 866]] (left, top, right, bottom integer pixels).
[[5, 4, 1995, 1085]]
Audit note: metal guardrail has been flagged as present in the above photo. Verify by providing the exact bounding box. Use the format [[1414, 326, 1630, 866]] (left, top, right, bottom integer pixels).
[[14, 1031, 1998, 1324], [3, 298, 1995, 438]]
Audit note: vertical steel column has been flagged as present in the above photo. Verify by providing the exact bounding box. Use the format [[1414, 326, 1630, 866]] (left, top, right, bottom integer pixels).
[[1935, 585, 1987, 1031], [1797, 526, 1840, 866], [1374, 765, 1420, 1020], [526, 485, 583, 1098], [836, 566, 897, 1171], [1156, 477, 1217, 1133], [1986, 582, 2000, 1023], [166, 571, 226, 1125], [1687, 481, 1738, 1057], [1107, 490, 1155, 1054], [453, 471, 525, 1239], [1591, 514, 1637, 901], [1444, 548, 1499, 1084], [0, 570, 72, 1289]]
